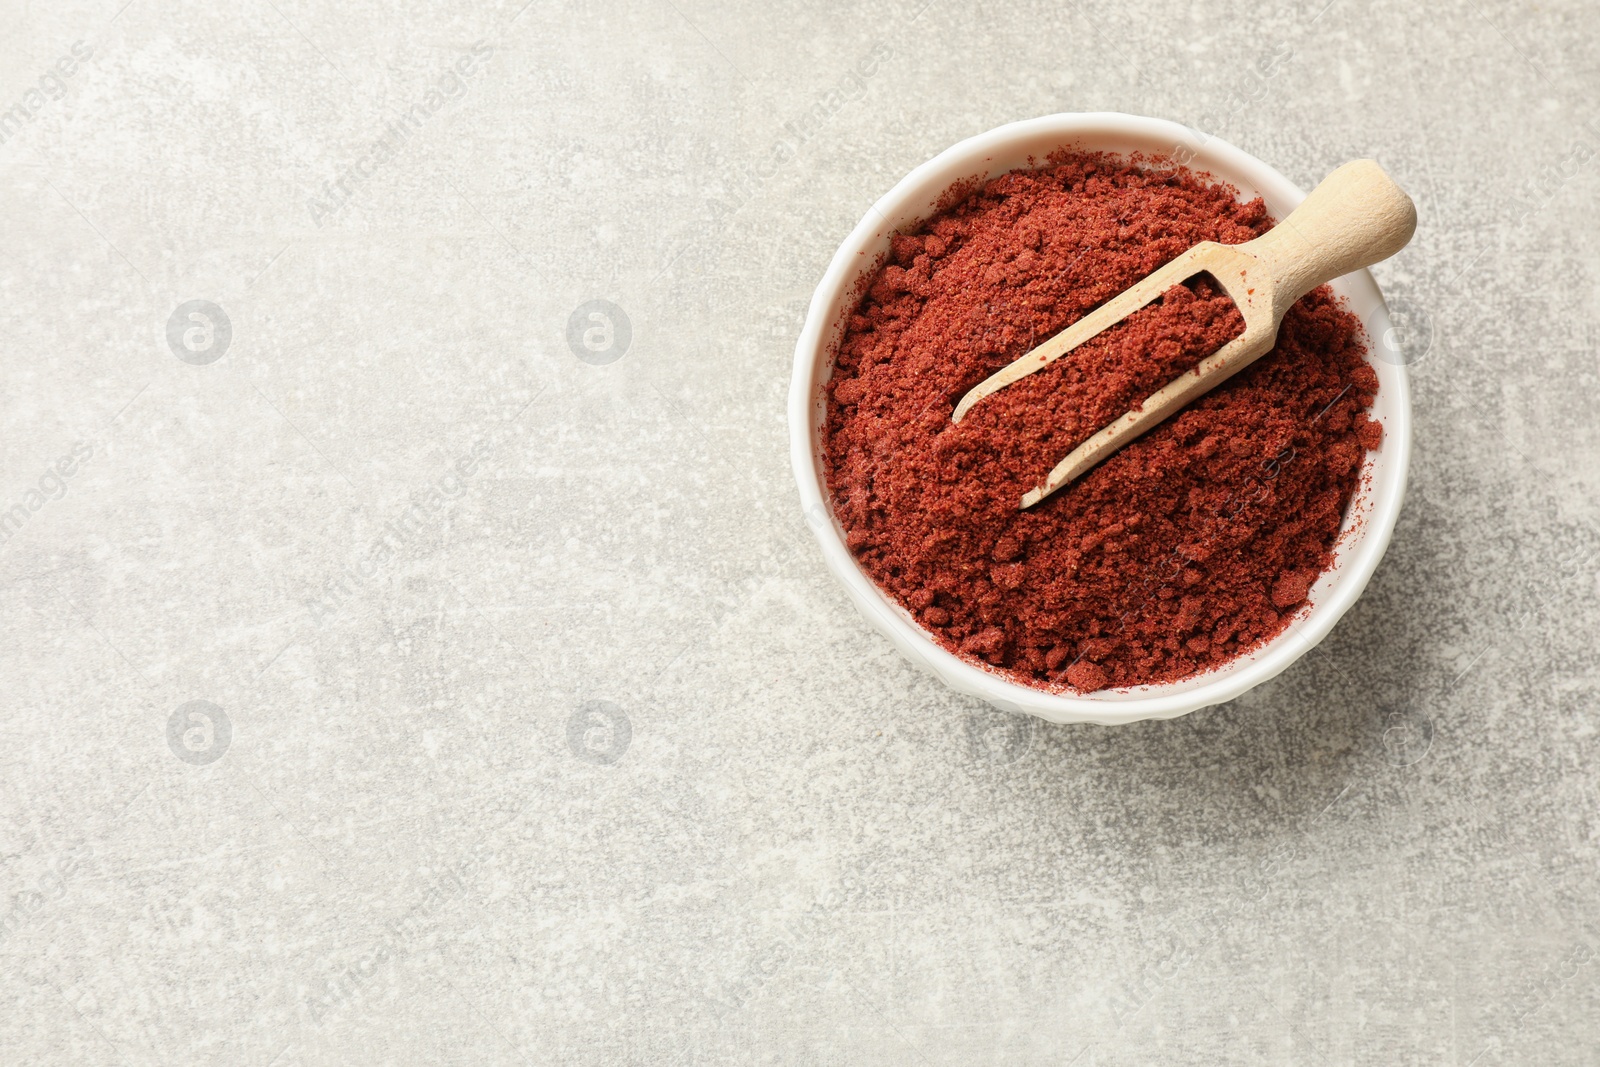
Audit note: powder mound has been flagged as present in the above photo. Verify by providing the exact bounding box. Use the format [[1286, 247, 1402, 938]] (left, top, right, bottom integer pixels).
[[1354, 412, 1383, 451], [1271, 569, 1320, 610], [823, 152, 1380, 692], [1065, 660, 1109, 693]]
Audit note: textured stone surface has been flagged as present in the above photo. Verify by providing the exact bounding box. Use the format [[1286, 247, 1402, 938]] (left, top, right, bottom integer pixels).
[[1, 0, 1597, 1063]]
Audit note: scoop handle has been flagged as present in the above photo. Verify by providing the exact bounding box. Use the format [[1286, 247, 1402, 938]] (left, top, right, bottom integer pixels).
[[1245, 159, 1417, 307]]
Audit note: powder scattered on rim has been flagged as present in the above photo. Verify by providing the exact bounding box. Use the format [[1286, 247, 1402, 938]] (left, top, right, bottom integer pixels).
[[823, 151, 1379, 692]]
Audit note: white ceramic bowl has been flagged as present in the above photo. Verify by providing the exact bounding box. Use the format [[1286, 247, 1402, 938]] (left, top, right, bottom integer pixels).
[[788, 113, 1410, 726]]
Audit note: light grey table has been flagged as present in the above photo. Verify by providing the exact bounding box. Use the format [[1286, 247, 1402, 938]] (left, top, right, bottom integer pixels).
[[1, 0, 1596, 1063]]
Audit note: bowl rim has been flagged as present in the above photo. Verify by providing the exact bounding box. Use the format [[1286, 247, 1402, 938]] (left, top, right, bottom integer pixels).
[[787, 111, 1411, 725]]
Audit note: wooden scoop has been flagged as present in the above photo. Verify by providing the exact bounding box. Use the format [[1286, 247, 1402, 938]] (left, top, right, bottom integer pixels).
[[951, 159, 1418, 509]]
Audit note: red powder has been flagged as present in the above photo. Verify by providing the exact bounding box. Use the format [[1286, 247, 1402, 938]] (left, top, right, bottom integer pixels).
[[823, 152, 1380, 691]]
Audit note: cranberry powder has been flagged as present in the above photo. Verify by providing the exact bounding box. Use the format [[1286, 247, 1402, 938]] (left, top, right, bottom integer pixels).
[[822, 153, 1381, 692]]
